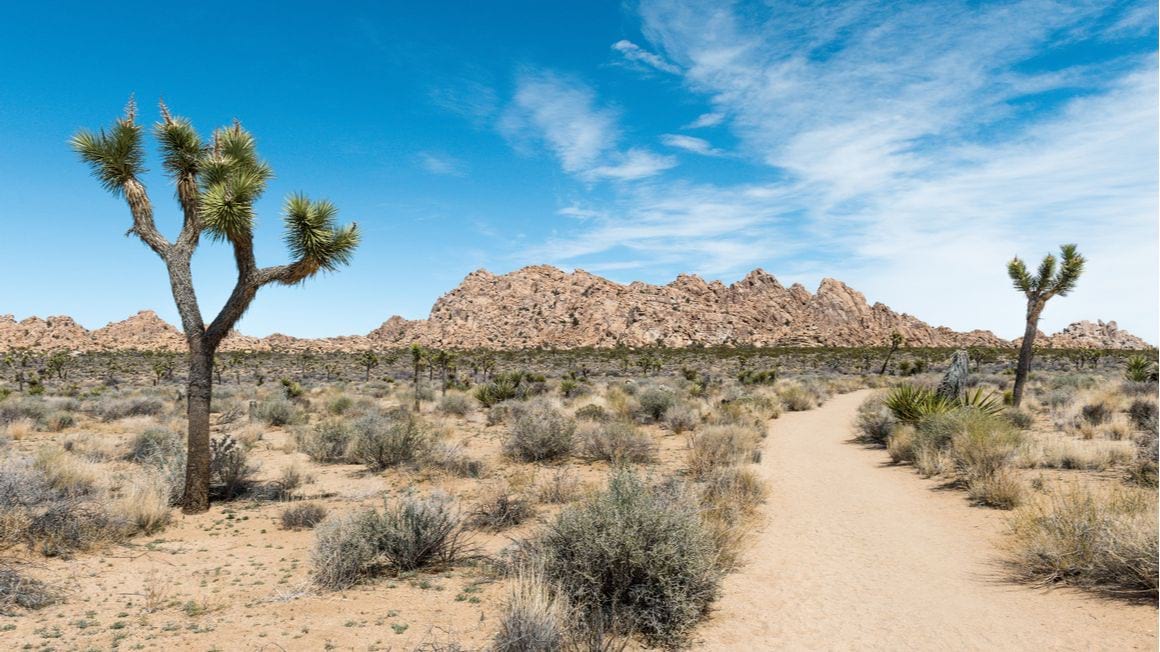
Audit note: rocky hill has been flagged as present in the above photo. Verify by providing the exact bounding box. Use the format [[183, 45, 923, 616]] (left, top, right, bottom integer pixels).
[[1, 266, 1152, 352]]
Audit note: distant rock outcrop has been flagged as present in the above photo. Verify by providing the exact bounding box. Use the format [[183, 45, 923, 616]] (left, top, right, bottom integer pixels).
[[1, 267, 1153, 352]]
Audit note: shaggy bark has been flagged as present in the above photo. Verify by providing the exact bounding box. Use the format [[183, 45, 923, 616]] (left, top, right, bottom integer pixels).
[[936, 350, 970, 401], [1012, 303, 1044, 408]]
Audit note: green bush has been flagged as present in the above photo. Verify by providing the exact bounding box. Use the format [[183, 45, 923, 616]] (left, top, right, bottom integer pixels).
[[536, 471, 721, 648], [855, 394, 895, 446], [577, 422, 657, 464], [636, 387, 675, 422], [296, 419, 354, 463], [255, 397, 305, 427], [350, 410, 431, 471], [504, 401, 575, 462]]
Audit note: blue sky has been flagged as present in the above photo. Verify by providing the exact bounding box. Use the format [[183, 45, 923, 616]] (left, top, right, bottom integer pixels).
[[0, 1, 1156, 341]]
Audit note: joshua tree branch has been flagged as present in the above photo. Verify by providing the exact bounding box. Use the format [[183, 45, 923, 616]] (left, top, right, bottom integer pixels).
[[122, 179, 172, 258]]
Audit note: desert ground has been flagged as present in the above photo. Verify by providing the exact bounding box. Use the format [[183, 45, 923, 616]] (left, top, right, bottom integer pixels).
[[0, 349, 1156, 650]]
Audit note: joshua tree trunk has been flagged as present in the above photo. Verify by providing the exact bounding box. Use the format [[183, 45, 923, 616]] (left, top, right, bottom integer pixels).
[[1012, 304, 1042, 408], [183, 346, 214, 512]]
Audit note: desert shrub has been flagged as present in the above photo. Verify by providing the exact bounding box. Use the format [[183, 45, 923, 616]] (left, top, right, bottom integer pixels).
[[887, 425, 916, 463], [470, 485, 535, 531], [438, 391, 472, 416], [492, 567, 569, 652], [41, 411, 75, 432], [311, 510, 381, 590], [127, 427, 182, 463], [312, 495, 472, 589], [1130, 428, 1158, 487], [536, 469, 583, 505], [737, 369, 778, 385], [700, 466, 766, 516], [209, 434, 257, 500], [426, 442, 485, 478], [1124, 354, 1156, 383], [26, 500, 125, 557], [855, 393, 895, 446], [776, 382, 815, 412], [350, 409, 431, 471], [1081, 398, 1115, 426], [371, 494, 472, 572], [0, 398, 48, 425], [966, 467, 1025, 509], [1004, 408, 1034, 430], [281, 378, 304, 399], [255, 397, 305, 427], [1127, 399, 1158, 432], [663, 402, 699, 433], [1007, 484, 1157, 599], [504, 401, 575, 462], [281, 502, 328, 530], [115, 471, 172, 534], [574, 403, 609, 422], [949, 411, 1023, 482], [536, 471, 721, 648], [686, 424, 761, 479], [97, 396, 165, 421], [297, 419, 355, 463], [577, 422, 657, 464], [34, 447, 99, 497], [0, 567, 58, 615], [636, 387, 675, 422], [326, 394, 354, 415], [476, 379, 520, 408]]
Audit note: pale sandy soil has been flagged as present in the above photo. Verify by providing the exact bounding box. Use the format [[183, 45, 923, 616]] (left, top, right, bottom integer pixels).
[[694, 389, 1158, 651]]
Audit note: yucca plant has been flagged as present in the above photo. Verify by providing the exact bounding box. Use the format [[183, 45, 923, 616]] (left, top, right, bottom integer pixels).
[[885, 384, 1004, 424], [72, 99, 359, 513], [1124, 355, 1156, 383]]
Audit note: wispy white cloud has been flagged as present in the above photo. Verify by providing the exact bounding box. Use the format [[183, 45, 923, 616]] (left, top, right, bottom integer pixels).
[[526, 0, 1158, 338], [685, 112, 724, 128], [500, 70, 676, 181], [416, 151, 467, 176], [611, 39, 681, 74], [661, 133, 725, 156]]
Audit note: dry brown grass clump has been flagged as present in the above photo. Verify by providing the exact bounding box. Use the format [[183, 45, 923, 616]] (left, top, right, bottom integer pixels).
[[686, 424, 761, 478], [1007, 483, 1158, 600]]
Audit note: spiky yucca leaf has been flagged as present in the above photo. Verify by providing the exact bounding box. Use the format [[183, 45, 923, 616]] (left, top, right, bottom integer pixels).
[[885, 385, 955, 424], [283, 193, 360, 274], [960, 388, 1005, 416], [71, 118, 145, 196], [198, 123, 272, 241], [154, 116, 203, 178]]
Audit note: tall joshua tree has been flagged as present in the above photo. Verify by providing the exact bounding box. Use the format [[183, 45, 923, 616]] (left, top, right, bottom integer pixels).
[[879, 331, 903, 375], [1007, 244, 1084, 407], [72, 99, 359, 513]]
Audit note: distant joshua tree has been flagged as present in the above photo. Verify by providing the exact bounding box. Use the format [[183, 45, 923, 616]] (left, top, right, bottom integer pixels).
[[410, 344, 425, 411], [1007, 244, 1084, 407], [72, 99, 359, 513], [358, 350, 380, 381], [879, 331, 903, 375]]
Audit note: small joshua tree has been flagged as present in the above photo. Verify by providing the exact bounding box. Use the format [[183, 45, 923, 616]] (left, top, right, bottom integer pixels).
[[879, 331, 903, 375], [359, 350, 380, 381], [410, 344, 425, 412], [1007, 244, 1084, 407], [73, 99, 359, 513]]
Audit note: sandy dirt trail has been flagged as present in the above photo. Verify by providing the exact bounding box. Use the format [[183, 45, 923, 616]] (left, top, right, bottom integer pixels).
[[696, 389, 1157, 651]]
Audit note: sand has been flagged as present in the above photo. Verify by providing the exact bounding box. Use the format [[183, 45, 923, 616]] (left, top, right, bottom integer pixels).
[[694, 389, 1158, 650]]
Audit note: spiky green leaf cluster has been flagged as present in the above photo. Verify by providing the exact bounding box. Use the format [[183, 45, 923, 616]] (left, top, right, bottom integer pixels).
[[70, 108, 145, 196], [885, 384, 1004, 424], [1007, 244, 1085, 301], [199, 124, 273, 241], [154, 115, 204, 178], [282, 193, 360, 274]]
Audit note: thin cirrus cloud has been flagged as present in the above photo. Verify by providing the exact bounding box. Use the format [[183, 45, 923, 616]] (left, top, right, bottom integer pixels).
[[416, 151, 467, 176], [499, 69, 676, 181], [517, 0, 1157, 338], [611, 39, 681, 74], [660, 133, 725, 156]]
